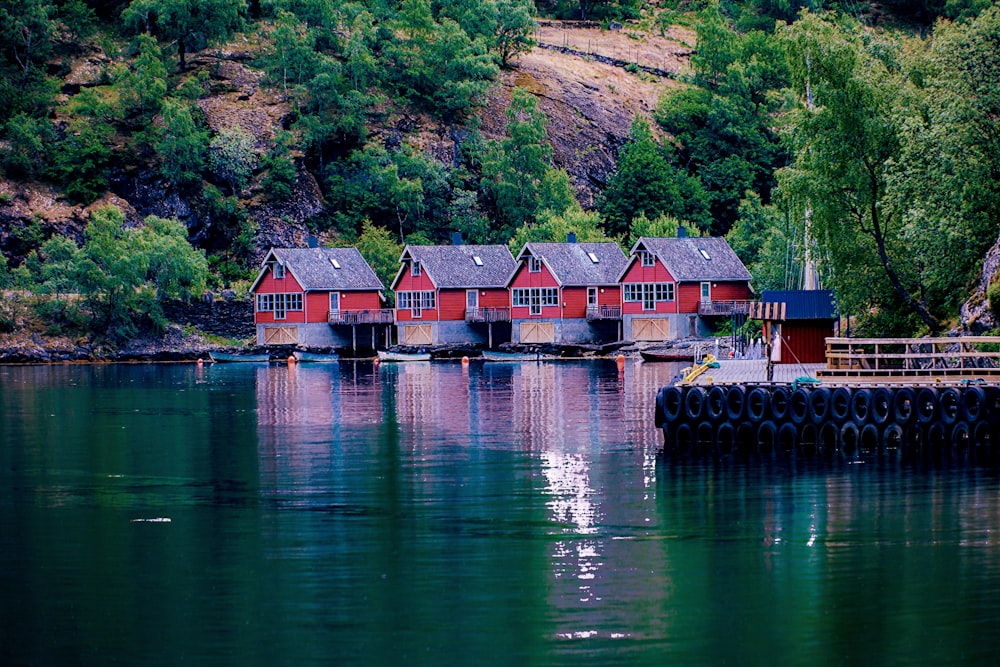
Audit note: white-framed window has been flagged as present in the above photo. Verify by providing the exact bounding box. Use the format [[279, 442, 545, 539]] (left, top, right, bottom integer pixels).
[[587, 287, 598, 307], [640, 250, 655, 267], [701, 282, 711, 302], [528, 257, 542, 273], [512, 287, 557, 315], [329, 292, 340, 312], [256, 293, 303, 319], [273, 262, 285, 279], [411, 261, 421, 277], [623, 283, 674, 311], [397, 291, 436, 318], [466, 290, 478, 309]]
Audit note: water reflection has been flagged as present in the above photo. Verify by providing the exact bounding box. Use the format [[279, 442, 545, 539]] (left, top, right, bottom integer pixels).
[[5, 361, 1000, 666]]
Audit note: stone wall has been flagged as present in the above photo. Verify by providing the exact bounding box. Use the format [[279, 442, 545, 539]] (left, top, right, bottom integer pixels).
[[162, 298, 254, 340]]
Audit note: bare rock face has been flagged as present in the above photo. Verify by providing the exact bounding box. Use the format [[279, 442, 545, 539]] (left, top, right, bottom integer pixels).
[[248, 166, 326, 262], [0, 180, 88, 261], [960, 235, 1000, 333]]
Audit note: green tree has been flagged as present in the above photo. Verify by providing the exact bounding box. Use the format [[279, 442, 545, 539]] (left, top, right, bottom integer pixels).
[[779, 13, 937, 332], [259, 10, 318, 102], [123, 0, 248, 71], [482, 88, 556, 239], [261, 129, 297, 201], [599, 116, 711, 237], [156, 100, 209, 186], [509, 208, 610, 255], [355, 219, 403, 298], [1, 112, 53, 177], [114, 33, 168, 120], [74, 205, 208, 340], [47, 117, 113, 204], [0, 0, 56, 120], [209, 126, 259, 195]]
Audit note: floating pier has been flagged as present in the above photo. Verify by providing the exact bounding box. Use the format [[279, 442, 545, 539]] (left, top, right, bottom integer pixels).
[[655, 336, 1000, 463]]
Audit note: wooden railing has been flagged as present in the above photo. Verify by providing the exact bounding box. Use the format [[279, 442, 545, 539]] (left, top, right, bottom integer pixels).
[[328, 309, 396, 325], [822, 337, 1000, 376], [466, 307, 511, 323], [698, 300, 755, 317], [586, 305, 622, 321]]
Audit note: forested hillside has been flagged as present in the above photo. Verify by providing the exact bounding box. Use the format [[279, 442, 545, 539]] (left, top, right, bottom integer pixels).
[[0, 0, 998, 345]]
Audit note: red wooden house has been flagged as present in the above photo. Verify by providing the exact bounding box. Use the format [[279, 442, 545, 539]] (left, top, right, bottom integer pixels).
[[759, 290, 838, 364], [619, 235, 752, 341], [391, 243, 516, 346], [508, 238, 628, 344], [251, 247, 390, 349]]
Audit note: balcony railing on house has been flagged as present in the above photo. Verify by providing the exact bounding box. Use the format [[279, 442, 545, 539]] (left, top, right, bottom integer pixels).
[[586, 305, 622, 321], [697, 300, 754, 317], [328, 309, 396, 325], [465, 307, 511, 323]]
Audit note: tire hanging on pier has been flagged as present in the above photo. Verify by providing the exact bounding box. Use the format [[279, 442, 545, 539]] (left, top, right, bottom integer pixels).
[[696, 421, 715, 455], [716, 421, 736, 457], [850, 389, 871, 424], [757, 420, 778, 456], [860, 422, 880, 454], [770, 387, 790, 422], [893, 387, 916, 426], [808, 387, 831, 425], [684, 387, 706, 422], [962, 387, 985, 422], [819, 421, 840, 454], [939, 388, 961, 425], [871, 387, 893, 426], [659, 386, 683, 426], [726, 385, 746, 421], [916, 387, 937, 425], [883, 423, 904, 455], [840, 421, 860, 458], [830, 387, 852, 424], [789, 388, 810, 426], [746, 387, 770, 423], [706, 386, 726, 422]]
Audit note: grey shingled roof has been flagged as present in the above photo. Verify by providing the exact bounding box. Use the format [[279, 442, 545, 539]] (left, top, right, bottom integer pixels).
[[257, 247, 384, 291], [517, 242, 628, 286], [399, 244, 516, 289], [631, 237, 752, 282]]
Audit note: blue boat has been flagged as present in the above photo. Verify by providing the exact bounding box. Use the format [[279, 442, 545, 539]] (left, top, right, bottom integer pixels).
[[293, 351, 340, 362], [209, 352, 270, 363]]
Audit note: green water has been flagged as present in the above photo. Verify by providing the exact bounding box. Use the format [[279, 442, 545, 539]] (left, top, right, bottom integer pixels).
[[2, 361, 999, 666]]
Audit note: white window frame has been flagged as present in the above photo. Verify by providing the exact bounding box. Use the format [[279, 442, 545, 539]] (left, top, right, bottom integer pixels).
[[701, 282, 711, 302], [587, 287, 598, 307], [528, 257, 542, 273], [412, 261, 421, 277], [640, 251, 654, 267], [466, 289, 479, 310], [329, 292, 340, 313]]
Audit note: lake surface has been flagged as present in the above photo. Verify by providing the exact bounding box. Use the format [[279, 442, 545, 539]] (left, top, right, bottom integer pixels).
[[2, 360, 1000, 666]]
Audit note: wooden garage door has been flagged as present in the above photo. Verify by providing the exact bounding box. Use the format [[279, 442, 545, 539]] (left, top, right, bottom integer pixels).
[[264, 326, 298, 345], [403, 324, 434, 346], [520, 321, 555, 344], [632, 318, 669, 342]]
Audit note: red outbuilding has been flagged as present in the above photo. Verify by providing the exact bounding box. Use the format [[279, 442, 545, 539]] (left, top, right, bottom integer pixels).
[[618, 234, 753, 341], [251, 247, 390, 350], [508, 237, 628, 344], [391, 242, 516, 347]]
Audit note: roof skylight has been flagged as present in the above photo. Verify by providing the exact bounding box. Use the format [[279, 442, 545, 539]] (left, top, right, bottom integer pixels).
[[473, 256, 483, 266], [330, 258, 341, 269], [699, 249, 711, 260], [587, 252, 600, 263]]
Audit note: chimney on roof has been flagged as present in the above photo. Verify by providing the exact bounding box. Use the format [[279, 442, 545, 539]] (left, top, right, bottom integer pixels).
[[567, 232, 577, 243], [677, 226, 687, 238], [307, 235, 319, 248], [452, 232, 463, 245]]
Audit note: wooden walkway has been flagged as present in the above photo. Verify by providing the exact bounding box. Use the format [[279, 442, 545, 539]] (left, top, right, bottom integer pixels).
[[679, 336, 1000, 387], [683, 360, 825, 386]]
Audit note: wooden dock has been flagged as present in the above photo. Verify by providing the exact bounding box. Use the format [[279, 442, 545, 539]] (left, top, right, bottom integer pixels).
[[679, 336, 1000, 387]]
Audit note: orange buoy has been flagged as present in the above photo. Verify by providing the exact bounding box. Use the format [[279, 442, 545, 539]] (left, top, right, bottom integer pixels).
[[288, 355, 296, 364], [461, 356, 470, 365]]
